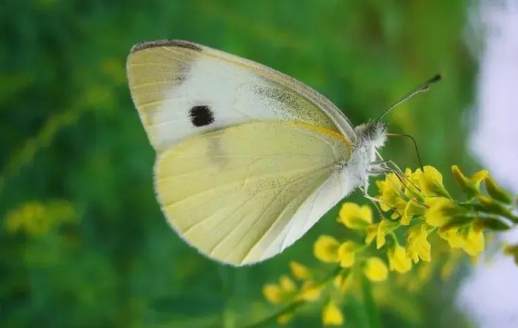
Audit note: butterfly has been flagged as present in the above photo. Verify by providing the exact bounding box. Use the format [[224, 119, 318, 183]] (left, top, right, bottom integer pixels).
[[126, 39, 438, 266]]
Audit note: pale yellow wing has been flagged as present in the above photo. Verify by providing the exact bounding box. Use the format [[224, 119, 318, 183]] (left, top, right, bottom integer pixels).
[[155, 121, 351, 265], [128, 40, 357, 265]]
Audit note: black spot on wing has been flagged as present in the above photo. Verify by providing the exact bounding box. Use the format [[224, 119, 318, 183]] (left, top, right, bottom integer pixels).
[[130, 39, 202, 53], [189, 105, 214, 127]]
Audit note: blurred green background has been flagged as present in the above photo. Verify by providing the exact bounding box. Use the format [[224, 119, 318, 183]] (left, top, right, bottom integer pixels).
[[1, 0, 478, 327]]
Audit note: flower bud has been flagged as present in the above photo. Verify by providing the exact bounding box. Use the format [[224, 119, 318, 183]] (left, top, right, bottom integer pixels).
[[485, 176, 513, 204]]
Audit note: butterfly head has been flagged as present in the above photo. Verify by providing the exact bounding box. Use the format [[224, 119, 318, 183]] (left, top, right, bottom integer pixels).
[[354, 121, 387, 151]]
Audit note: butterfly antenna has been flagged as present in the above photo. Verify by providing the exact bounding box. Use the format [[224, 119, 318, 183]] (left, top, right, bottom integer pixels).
[[375, 74, 442, 123], [386, 133, 424, 170]]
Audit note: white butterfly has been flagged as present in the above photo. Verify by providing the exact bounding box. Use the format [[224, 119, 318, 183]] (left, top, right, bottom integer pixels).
[[126, 39, 437, 266]]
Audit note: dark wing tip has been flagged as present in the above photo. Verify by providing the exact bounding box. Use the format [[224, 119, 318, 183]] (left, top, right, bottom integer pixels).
[[130, 39, 202, 53]]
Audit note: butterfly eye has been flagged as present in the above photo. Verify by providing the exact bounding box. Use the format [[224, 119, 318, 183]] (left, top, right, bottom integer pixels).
[[189, 105, 215, 127]]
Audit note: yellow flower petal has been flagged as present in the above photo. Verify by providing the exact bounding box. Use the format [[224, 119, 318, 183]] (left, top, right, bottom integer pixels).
[[451, 165, 489, 196], [424, 197, 459, 227], [376, 219, 398, 249], [322, 300, 344, 326], [418, 166, 450, 197], [314, 235, 340, 263], [338, 241, 359, 268], [298, 282, 322, 302], [438, 224, 485, 257], [277, 313, 293, 325], [279, 275, 296, 293], [289, 261, 311, 280], [263, 284, 282, 304], [338, 202, 372, 229], [365, 224, 378, 245], [333, 273, 355, 294], [364, 257, 388, 282], [463, 224, 485, 256], [439, 227, 465, 249], [401, 199, 424, 225], [388, 244, 412, 273], [404, 168, 424, 198], [377, 173, 407, 214], [407, 224, 431, 263]]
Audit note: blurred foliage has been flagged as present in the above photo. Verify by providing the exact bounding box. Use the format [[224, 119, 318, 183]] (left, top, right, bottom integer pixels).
[[1, 0, 478, 327]]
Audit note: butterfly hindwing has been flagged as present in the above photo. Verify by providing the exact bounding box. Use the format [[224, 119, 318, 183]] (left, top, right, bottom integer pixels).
[[154, 121, 351, 265]]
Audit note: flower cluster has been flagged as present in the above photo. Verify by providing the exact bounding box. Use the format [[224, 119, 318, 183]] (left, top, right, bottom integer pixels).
[[258, 165, 516, 327], [262, 261, 328, 325], [4, 200, 76, 236]]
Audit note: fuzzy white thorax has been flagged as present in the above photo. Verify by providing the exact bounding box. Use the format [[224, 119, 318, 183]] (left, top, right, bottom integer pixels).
[[338, 121, 387, 193]]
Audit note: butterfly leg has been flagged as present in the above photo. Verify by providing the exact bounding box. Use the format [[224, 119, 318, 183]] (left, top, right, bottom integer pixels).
[[383, 160, 422, 193], [359, 185, 385, 218]]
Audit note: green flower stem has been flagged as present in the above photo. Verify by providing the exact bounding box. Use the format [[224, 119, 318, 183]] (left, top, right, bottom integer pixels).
[[361, 276, 381, 328], [477, 207, 518, 227], [390, 232, 399, 245], [243, 300, 306, 328]]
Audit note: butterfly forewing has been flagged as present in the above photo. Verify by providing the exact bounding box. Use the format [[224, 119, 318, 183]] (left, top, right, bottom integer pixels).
[[127, 40, 356, 152]]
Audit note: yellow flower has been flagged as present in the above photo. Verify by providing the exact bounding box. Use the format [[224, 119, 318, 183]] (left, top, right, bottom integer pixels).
[[463, 224, 485, 256], [338, 241, 359, 268], [262, 275, 299, 304], [298, 281, 322, 302], [418, 166, 450, 198], [424, 197, 459, 227], [314, 235, 340, 263], [401, 199, 424, 225], [277, 313, 293, 325], [322, 300, 344, 326], [439, 227, 465, 249], [338, 202, 372, 229], [376, 219, 398, 249], [407, 224, 431, 263], [376, 172, 406, 214], [263, 284, 282, 304], [289, 261, 311, 280], [279, 275, 296, 293], [5, 200, 75, 236], [364, 257, 388, 282], [365, 224, 378, 245], [404, 168, 423, 198], [439, 224, 485, 257], [334, 273, 355, 294], [451, 165, 489, 196], [388, 244, 412, 273]]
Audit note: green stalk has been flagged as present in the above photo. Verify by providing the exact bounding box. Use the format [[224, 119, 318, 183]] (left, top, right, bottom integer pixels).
[[243, 300, 306, 328], [361, 277, 381, 328]]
